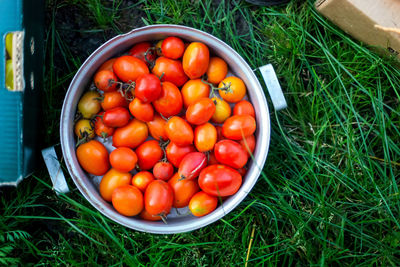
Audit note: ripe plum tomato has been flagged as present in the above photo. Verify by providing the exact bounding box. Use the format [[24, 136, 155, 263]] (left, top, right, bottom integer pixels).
[[199, 165, 242, 197], [165, 116, 194, 146], [135, 140, 163, 170], [218, 76, 246, 103], [146, 114, 167, 141], [206, 57, 228, 84], [166, 142, 196, 168], [222, 115, 256, 140], [181, 79, 210, 108], [132, 171, 154, 192], [112, 185, 143, 216], [129, 98, 154, 122], [168, 173, 199, 208], [194, 123, 217, 152], [76, 140, 110, 176], [153, 161, 174, 181], [140, 209, 161, 221], [239, 134, 256, 156], [112, 119, 148, 148], [103, 107, 131, 128], [152, 57, 188, 87], [153, 82, 183, 117], [74, 119, 95, 140], [178, 152, 207, 180], [113, 55, 149, 82], [94, 112, 114, 139], [186, 98, 216, 125], [99, 168, 131, 202], [144, 180, 174, 216], [161, 36, 185, 59], [214, 140, 248, 169], [94, 70, 118, 92], [101, 91, 129, 111], [128, 42, 156, 64], [189, 191, 218, 217], [233, 100, 255, 117], [98, 58, 117, 71], [78, 91, 101, 119], [182, 42, 210, 79], [109, 147, 138, 172], [135, 74, 161, 103], [211, 97, 231, 124]]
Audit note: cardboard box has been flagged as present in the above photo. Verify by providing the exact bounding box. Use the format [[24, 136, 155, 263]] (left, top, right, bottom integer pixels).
[[315, 0, 400, 60]]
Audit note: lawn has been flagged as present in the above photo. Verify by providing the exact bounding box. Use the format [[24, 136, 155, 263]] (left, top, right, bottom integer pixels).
[[1, 0, 400, 265]]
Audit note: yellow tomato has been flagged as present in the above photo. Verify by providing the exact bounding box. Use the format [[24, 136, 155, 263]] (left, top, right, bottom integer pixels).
[[211, 97, 231, 123], [218, 76, 246, 103]]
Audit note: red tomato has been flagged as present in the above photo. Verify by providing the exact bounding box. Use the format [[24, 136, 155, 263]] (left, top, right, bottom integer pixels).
[[182, 42, 210, 79], [99, 168, 132, 202], [135, 140, 163, 170], [112, 185, 143, 216], [239, 134, 256, 156], [152, 56, 188, 87], [214, 140, 248, 169], [98, 58, 117, 72], [165, 116, 194, 146], [186, 98, 216, 125], [168, 173, 199, 208], [153, 161, 174, 181], [146, 114, 168, 141], [181, 79, 210, 108], [94, 70, 118, 92], [129, 98, 154, 122], [189, 191, 218, 217], [199, 165, 242, 197], [237, 167, 247, 176], [135, 74, 162, 103], [206, 57, 228, 84], [140, 209, 161, 221], [94, 112, 114, 139], [153, 82, 183, 117], [233, 100, 255, 117], [128, 42, 156, 64], [222, 115, 256, 140], [113, 55, 149, 82], [76, 140, 110, 176], [178, 152, 207, 180], [101, 91, 128, 111], [166, 142, 196, 168], [103, 107, 131, 128], [112, 119, 148, 148], [161, 36, 185, 59], [194, 123, 217, 152], [218, 76, 246, 103], [109, 147, 138, 172], [144, 180, 174, 216], [132, 171, 154, 192]]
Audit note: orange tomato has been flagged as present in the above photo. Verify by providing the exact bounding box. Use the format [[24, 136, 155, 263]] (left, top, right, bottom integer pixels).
[[206, 57, 228, 84], [144, 180, 174, 216], [218, 76, 246, 103], [211, 97, 231, 123], [146, 114, 168, 141], [165, 142, 196, 168], [135, 140, 163, 170], [113, 55, 149, 82], [168, 173, 199, 208], [94, 112, 115, 139], [112, 185, 143, 216], [186, 98, 216, 125], [181, 79, 210, 108], [233, 100, 255, 117], [165, 116, 194, 146], [152, 57, 188, 87], [129, 97, 154, 122], [140, 209, 162, 221], [182, 42, 210, 79], [109, 147, 138, 172], [94, 70, 118, 92], [112, 119, 148, 148], [222, 115, 256, 140], [101, 91, 128, 111], [76, 140, 110, 176], [98, 58, 117, 71], [99, 168, 132, 202], [132, 171, 155, 192], [194, 123, 217, 152], [153, 81, 183, 117], [189, 191, 218, 217]]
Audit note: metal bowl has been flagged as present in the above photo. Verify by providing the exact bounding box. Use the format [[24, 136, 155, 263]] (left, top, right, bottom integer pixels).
[[60, 25, 271, 234]]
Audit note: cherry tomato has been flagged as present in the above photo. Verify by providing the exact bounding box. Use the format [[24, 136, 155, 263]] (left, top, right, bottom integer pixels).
[[78, 91, 101, 119], [153, 81, 183, 117], [165, 116, 194, 146], [140, 209, 161, 221], [178, 152, 207, 180], [109, 147, 138, 172], [103, 107, 131, 128], [199, 164, 242, 197], [189, 191, 218, 217], [146, 114, 168, 141], [135, 74, 162, 103], [98, 58, 117, 71], [144, 180, 174, 216], [155, 40, 163, 56], [166, 142, 196, 168], [186, 98, 216, 125], [182, 42, 210, 79], [74, 119, 95, 140], [239, 134, 256, 156], [129, 98, 154, 122], [168, 173, 199, 208], [99, 168, 131, 202], [222, 115, 256, 140], [233, 100, 255, 117], [211, 97, 231, 124], [152, 56, 188, 87], [181, 79, 210, 108], [214, 140, 248, 169], [94, 112, 115, 139], [218, 76, 246, 103], [161, 36, 185, 59], [194, 123, 217, 152], [94, 70, 118, 92], [135, 140, 163, 170], [113, 55, 149, 82], [112, 185, 143, 216], [112, 119, 148, 148], [132, 171, 155, 192], [101, 91, 128, 111], [128, 42, 156, 65], [153, 161, 174, 181], [206, 57, 228, 84], [76, 140, 110, 176]]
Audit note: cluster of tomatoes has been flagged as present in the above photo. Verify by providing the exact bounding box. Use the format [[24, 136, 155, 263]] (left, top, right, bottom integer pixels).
[[74, 36, 257, 222]]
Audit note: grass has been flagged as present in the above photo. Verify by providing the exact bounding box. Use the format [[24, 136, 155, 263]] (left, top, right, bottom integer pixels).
[[1, 0, 400, 265]]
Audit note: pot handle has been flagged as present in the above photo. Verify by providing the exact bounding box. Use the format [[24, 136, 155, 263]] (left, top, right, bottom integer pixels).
[[41, 146, 70, 195], [258, 64, 287, 111]]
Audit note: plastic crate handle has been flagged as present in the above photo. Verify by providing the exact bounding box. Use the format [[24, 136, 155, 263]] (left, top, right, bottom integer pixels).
[[258, 64, 287, 111], [41, 146, 69, 194]]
